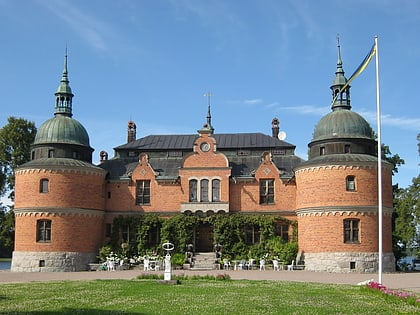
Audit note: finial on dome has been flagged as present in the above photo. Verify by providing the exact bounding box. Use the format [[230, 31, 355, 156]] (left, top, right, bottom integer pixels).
[[54, 48, 74, 117], [336, 34, 343, 67]]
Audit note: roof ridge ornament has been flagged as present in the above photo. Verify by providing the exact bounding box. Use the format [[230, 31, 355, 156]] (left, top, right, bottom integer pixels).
[[200, 92, 215, 134]]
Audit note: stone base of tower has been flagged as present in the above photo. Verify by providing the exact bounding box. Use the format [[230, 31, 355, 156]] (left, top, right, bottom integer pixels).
[[299, 252, 395, 273], [11, 251, 97, 272]]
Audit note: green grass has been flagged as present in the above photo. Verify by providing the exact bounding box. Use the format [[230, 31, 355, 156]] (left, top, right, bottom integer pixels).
[[0, 278, 418, 315]]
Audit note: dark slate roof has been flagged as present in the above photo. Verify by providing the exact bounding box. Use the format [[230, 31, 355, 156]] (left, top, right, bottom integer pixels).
[[115, 133, 295, 150], [100, 132, 304, 180], [19, 158, 105, 172], [295, 153, 380, 169]]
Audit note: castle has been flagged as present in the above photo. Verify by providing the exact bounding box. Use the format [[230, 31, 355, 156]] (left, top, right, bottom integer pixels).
[[11, 44, 395, 272]]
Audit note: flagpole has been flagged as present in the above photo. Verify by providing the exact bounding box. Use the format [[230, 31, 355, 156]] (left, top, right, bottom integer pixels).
[[375, 35, 383, 284]]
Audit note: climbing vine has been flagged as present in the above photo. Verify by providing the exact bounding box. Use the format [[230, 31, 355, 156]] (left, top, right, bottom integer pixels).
[[106, 213, 298, 263]]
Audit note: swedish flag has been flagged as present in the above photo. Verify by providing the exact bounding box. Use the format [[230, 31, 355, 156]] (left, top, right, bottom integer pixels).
[[343, 42, 377, 90], [332, 42, 377, 105]]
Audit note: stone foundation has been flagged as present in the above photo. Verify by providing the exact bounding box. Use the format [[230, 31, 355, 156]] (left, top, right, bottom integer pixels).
[[11, 251, 97, 272], [299, 252, 395, 273]]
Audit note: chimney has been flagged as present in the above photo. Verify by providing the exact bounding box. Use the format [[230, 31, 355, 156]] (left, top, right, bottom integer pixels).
[[127, 121, 137, 143], [271, 118, 279, 138]]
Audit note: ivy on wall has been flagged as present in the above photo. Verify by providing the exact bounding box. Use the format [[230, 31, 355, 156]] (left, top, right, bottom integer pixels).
[[107, 213, 297, 263]]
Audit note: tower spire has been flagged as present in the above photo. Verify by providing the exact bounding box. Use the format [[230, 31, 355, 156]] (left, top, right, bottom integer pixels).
[[54, 48, 74, 117], [201, 92, 215, 134], [330, 35, 351, 111]]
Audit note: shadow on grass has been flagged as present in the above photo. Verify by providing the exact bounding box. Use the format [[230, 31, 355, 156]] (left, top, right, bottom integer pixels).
[[0, 310, 146, 315]]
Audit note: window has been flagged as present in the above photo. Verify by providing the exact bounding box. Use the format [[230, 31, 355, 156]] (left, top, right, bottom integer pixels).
[[344, 219, 359, 243], [48, 149, 54, 158], [275, 223, 289, 242], [136, 180, 150, 205], [122, 224, 136, 244], [189, 179, 198, 202], [37, 220, 51, 242], [320, 146, 325, 155], [344, 144, 351, 153], [200, 179, 209, 202], [40, 179, 49, 193], [346, 175, 356, 191], [147, 225, 161, 247], [212, 179, 220, 202], [260, 179, 274, 204], [245, 225, 260, 245]]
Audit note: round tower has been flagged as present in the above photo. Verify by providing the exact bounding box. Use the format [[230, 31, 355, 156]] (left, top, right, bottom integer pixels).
[[12, 54, 107, 272], [294, 42, 395, 272]]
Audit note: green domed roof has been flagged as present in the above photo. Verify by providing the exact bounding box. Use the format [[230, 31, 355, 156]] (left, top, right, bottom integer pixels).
[[34, 115, 90, 147], [312, 109, 373, 142]]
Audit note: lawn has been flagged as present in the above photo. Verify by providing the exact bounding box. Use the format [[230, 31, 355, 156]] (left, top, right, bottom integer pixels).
[[0, 277, 418, 314]]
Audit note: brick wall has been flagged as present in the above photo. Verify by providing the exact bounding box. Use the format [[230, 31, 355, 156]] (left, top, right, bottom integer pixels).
[[14, 212, 103, 252], [15, 168, 105, 210]]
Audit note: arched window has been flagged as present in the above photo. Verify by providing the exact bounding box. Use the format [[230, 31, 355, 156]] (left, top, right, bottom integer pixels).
[[200, 179, 209, 202], [189, 179, 198, 202], [346, 175, 356, 191], [212, 179, 220, 202], [37, 219, 51, 242]]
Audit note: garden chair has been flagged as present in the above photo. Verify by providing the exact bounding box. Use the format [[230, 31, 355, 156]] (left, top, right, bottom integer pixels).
[[238, 260, 246, 270], [223, 259, 231, 270], [288, 260, 295, 271], [106, 258, 115, 271], [273, 259, 280, 271], [259, 259, 265, 270], [246, 259, 255, 270]]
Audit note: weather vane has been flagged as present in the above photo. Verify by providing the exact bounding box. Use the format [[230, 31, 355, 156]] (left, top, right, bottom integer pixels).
[[204, 91, 212, 107]]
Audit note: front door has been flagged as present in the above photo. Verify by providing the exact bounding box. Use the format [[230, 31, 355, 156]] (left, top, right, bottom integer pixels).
[[195, 222, 213, 252]]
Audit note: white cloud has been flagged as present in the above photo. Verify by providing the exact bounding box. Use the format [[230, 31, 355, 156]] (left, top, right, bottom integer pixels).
[[37, 0, 115, 52], [359, 110, 420, 131], [269, 104, 329, 116], [244, 99, 263, 105]]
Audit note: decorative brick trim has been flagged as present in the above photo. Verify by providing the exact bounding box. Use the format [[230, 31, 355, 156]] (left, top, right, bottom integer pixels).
[[297, 206, 393, 217], [15, 168, 105, 177], [14, 207, 105, 218]]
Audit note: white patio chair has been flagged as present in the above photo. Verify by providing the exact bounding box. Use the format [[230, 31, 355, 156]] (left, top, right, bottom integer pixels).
[[259, 259, 266, 271], [223, 259, 230, 270], [273, 259, 279, 271]]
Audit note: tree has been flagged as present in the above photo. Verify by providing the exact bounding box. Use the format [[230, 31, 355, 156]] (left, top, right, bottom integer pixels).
[[0, 117, 36, 200], [394, 176, 420, 258], [381, 144, 404, 176], [0, 204, 14, 257]]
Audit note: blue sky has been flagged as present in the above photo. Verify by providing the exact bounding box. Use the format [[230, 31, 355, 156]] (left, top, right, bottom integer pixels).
[[0, 0, 419, 189]]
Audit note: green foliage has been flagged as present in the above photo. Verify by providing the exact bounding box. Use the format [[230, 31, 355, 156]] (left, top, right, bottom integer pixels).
[[0, 204, 14, 257], [0, 117, 36, 199], [393, 175, 420, 258], [171, 253, 186, 266], [97, 245, 112, 262], [107, 213, 298, 263], [160, 214, 198, 254]]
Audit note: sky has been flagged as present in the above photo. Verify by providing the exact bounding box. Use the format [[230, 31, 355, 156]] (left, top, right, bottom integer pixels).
[[0, 0, 419, 190]]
